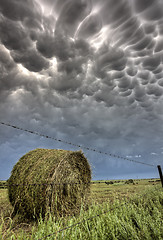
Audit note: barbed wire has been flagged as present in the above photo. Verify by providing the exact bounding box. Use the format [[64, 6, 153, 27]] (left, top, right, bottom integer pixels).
[[1, 179, 160, 188], [38, 187, 157, 240], [0, 121, 155, 167], [1, 179, 161, 188], [3, 181, 118, 187], [6, 181, 101, 186], [38, 202, 127, 240]]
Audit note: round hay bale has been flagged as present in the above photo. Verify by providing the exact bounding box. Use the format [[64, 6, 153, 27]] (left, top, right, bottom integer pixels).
[[8, 148, 91, 220]]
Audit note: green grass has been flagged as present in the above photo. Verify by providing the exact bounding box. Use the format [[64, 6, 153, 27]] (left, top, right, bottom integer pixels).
[[90, 178, 160, 203], [0, 179, 163, 239]]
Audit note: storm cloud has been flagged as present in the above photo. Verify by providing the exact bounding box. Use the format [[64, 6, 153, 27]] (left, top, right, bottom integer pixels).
[[0, 0, 163, 180]]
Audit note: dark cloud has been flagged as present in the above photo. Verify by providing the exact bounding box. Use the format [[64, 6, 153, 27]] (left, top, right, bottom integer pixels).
[[144, 23, 156, 34], [36, 33, 56, 58], [117, 17, 140, 42], [132, 36, 152, 51], [55, 0, 92, 36], [155, 39, 163, 52], [0, 9, 49, 72], [57, 57, 84, 75], [0, 16, 32, 51], [0, 0, 163, 180], [76, 13, 102, 39], [134, 84, 146, 102], [0, 0, 41, 22], [147, 84, 163, 97], [158, 20, 163, 35], [95, 46, 127, 77], [118, 76, 131, 90], [100, 0, 132, 26], [11, 48, 49, 72], [37, 33, 76, 61], [158, 79, 163, 86], [126, 66, 137, 77], [143, 55, 161, 71], [153, 66, 162, 74], [37, 33, 92, 61], [75, 39, 92, 57], [133, 0, 155, 13], [142, 3, 163, 21]]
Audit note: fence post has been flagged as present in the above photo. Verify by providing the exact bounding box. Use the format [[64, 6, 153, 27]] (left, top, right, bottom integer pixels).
[[157, 165, 163, 188]]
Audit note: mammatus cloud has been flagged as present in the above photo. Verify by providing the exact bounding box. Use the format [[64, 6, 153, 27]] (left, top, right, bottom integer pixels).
[[0, 0, 163, 179]]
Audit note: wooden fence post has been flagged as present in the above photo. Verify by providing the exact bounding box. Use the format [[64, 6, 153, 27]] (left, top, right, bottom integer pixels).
[[157, 165, 163, 188]]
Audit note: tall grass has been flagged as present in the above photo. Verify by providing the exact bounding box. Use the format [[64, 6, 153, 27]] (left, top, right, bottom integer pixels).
[[1, 186, 163, 239]]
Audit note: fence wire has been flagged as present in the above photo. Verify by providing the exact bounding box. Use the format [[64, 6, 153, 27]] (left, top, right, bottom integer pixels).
[[38, 187, 158, 240], [0, 122, 155, 167], [5, 181, 108, 187], [38, 202, 127, 240]]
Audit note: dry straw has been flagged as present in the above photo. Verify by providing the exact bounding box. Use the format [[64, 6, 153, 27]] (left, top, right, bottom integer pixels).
[[8, 148, 91, 220]]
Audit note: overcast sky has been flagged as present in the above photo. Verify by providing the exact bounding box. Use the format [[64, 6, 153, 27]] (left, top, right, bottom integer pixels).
[[0, 0, 163, 180]]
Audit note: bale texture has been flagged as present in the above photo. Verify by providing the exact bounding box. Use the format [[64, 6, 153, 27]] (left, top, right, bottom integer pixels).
[[8, 148, 91, 220]]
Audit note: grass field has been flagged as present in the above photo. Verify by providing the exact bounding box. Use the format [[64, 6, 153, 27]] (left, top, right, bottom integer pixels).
[[90, 179, 159, 203], [0, 179, 163, 239]]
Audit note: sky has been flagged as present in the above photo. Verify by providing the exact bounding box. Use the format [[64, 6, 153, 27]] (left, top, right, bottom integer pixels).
[[0, 0, 163, 181]]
